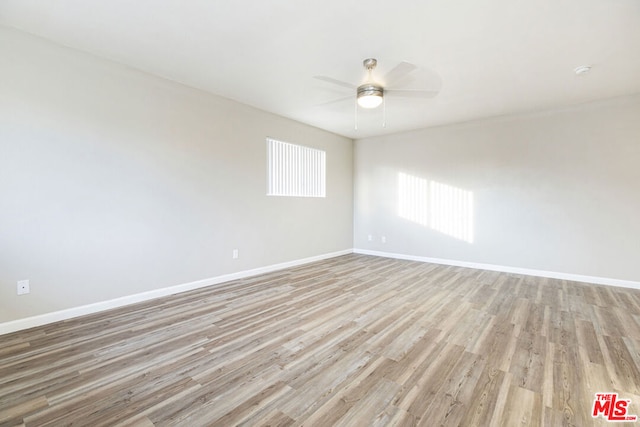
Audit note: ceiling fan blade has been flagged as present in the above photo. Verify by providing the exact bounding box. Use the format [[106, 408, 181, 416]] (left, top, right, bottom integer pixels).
[[313, 76, 356, 90], [382, 62, 418, 86], [315, 95, 353, 106], [386, 89, 439, 98]]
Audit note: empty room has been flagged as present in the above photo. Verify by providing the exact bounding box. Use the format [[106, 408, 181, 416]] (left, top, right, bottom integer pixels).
[[1, 1, 640, 426]]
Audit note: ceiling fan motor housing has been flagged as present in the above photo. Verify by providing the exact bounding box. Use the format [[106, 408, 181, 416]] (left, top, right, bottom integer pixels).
[[357, 84, 384, 98]]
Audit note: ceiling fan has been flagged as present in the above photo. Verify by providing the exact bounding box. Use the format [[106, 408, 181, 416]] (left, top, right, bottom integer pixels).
[[314, 58, 440, 110]]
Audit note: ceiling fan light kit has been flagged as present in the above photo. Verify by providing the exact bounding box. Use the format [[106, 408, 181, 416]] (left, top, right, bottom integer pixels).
[[357, 84, 384, 108]]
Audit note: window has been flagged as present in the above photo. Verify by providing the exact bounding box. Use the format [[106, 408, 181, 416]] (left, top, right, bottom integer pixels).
[[267, 138, 326, 197]]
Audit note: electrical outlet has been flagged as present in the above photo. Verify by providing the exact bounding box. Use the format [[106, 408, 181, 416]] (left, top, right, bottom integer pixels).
[[17, 280, 30, 295], [381, 236, 386, 243], [367, 234, 373, 241], [232, 249, 239, 259]]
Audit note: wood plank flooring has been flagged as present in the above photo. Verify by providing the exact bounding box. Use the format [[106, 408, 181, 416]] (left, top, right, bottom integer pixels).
[[2, 254, 640, 426]]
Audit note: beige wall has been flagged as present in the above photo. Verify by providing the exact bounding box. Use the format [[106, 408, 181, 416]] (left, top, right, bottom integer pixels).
[[0, 27, 353, 323], [354, 94, 640, 282]]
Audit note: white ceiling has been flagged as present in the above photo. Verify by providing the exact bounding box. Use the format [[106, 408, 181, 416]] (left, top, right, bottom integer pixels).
[[1, 0, 639, 139]]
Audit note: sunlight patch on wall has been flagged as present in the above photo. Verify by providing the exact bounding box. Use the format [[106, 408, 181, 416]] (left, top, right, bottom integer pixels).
[[398, 172, 474, 243]]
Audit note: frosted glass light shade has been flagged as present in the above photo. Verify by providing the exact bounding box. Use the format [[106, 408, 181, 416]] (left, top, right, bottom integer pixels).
[[357, 94, 383, 109]]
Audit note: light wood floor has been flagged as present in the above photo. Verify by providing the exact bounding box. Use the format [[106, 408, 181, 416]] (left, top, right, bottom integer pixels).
[[2, 254, 640, 426]]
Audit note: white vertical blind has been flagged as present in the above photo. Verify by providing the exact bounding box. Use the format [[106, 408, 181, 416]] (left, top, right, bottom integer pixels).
[[267, 138, 326, 197]]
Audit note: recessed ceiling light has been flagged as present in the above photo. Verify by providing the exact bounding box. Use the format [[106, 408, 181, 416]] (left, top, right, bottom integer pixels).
[[574, 65, 591, 75]]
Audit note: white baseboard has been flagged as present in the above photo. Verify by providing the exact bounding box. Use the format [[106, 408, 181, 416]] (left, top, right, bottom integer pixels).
[[6, 248, 637, 336], [0, 249, 353, 336], [353, 248, 640, 290]]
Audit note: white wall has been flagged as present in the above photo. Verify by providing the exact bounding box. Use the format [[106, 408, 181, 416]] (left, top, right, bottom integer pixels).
[[354, 95, 640, 283], [0, 27, 353, 323]]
